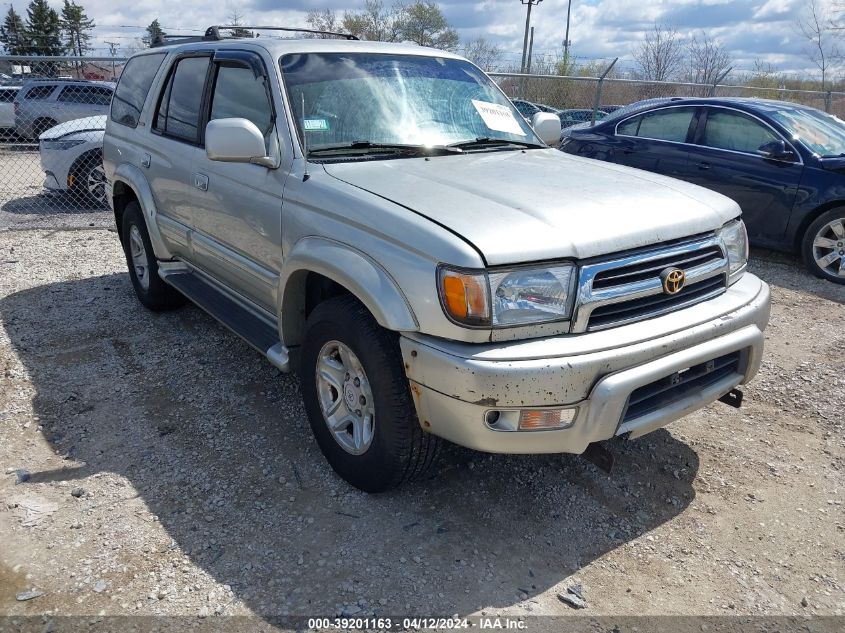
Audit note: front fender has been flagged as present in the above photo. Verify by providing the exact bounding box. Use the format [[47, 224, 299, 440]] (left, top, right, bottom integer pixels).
[[112, 163, 173, 260], [279, 237, 418, 344]]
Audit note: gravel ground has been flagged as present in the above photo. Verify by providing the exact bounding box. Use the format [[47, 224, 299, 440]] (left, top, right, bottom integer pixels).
[[0, 216, 843, 628]]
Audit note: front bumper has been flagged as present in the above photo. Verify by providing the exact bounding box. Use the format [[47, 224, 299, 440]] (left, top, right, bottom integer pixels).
[[401, 273, 770, 454]]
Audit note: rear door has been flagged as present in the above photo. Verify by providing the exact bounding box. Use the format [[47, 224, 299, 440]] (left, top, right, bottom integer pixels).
[[686, 106, 804, 242], [612, 106, 699, 179], [189, 49, 290, 312], [146, 53, 212, 253]]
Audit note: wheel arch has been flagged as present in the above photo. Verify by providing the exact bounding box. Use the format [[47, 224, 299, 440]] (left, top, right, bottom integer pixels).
[[793, 200, 845, 252], [278, 237, 419, 348], [110, 163, 173, 260]]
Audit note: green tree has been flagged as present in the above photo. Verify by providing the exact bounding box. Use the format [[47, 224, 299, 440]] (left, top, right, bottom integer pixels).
[[397, 1, 458, 50], [0, 6, 27, 55], [342, 0, 402, 42], [24, 0, 64, 73], [61, 0, 94, 57], [144, 19, 165, 46]]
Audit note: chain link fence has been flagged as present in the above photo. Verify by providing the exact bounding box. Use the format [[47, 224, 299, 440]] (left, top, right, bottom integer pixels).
[[0, 55, 125, 220], [1, 54, 844, 220]]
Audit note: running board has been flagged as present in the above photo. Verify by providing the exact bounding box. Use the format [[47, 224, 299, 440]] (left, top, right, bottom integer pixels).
[[162, 271, 289, 372]]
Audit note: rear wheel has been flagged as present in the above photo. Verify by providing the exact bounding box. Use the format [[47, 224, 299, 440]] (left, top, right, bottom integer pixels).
[[121, 201, 186, 310], [802, 208, 845, 284], [300, 295, 440, 492]]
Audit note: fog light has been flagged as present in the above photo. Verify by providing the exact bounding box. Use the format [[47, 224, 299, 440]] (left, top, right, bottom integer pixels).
[[518, 408, 576, 431]]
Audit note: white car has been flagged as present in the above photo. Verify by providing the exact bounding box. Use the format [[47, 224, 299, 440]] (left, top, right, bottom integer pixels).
[[39, 115, 107, 206]]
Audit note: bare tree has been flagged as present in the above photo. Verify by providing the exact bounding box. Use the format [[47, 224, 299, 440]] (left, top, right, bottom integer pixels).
[[798, 0, 839, 90], [305, 9, 340, 38], [634, 23, 684, 82], [396, 1, 459, 51], [342, 0, 402, 42], [461, 37, 503, 71], [686, 32, 732, 89], [227, 8, 253, 38]]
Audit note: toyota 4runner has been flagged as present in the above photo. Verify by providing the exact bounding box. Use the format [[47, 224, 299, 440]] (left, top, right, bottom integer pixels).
[[103, 27, 771, 492]]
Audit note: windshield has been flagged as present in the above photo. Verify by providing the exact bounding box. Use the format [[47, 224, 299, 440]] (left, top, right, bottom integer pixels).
[[280, 52, 539, 156], [768, 105, 845, 157]]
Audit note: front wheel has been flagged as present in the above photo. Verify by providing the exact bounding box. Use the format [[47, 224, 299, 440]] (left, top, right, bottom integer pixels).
[[300, 295, 439, 492], [802, 209, 845, 284], [74, 152, 108, 207]]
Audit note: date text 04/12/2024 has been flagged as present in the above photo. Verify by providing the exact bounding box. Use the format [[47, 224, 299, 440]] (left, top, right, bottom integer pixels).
[[307, 617, 527, 629]]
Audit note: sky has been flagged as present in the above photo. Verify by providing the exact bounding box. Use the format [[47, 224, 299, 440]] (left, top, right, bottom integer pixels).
[[31, 0, 830, 79]]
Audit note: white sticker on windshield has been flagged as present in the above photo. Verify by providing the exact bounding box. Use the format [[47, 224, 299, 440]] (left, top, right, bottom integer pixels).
[[471, 99, 526, 136]]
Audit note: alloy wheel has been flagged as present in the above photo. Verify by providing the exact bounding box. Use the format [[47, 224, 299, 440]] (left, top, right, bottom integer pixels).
[[812, 217, 845, 278]]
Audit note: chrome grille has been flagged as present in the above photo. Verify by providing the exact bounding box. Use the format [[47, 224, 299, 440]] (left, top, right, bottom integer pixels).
[[572, 236, 728, 333]]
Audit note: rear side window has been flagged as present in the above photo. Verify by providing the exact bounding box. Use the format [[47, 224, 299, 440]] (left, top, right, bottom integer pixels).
[[618, 107, 696, 143], [154, 56, 211, 143], [58, 85, 113, 105], [0, 89, 17, 103], [24, 85, 55, 100], [111, 53, 166, 128], [701, 109, 778, 154]]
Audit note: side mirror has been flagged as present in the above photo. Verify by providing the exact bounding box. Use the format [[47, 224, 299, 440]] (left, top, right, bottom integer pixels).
[[205, 118, 273, 166], [757, 139, 796, 162], [531, 112, 562, 145]]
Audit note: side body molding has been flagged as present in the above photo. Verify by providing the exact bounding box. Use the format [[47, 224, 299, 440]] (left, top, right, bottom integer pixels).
[[279, 237, 419, 345], [112, 163, 173, 260]]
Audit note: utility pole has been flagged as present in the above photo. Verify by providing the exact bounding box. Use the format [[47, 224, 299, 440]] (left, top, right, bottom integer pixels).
[[520, 0, 542, 74], [526, 26, 534, 75], [105, 41, 119, 80], [563, 0, 573, 61]]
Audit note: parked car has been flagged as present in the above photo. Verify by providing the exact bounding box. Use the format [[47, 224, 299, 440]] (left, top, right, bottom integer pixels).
[[14, 79, 114, 139], [512, 99, 561, 120], [560, 98, 684, 140], [559, 108, 607, 128], [559, 97, 845, 283], [39, 115, 107, 206], [0, 85, 21, 132], [104, 30, 769, 492], [599, 104, 624, 114]]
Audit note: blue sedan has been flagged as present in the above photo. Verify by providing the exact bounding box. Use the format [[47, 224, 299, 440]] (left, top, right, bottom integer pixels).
[[559, 97, 845, 283]]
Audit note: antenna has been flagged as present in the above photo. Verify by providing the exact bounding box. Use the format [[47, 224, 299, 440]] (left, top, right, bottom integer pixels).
[[301, 93, 309, 182]]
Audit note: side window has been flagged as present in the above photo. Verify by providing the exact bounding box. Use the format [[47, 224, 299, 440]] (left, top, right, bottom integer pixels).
[[209, 63, 274, 148], [154, 56, 211, 143], [701, 109, 778, 154], [0, 89, 17, 103], [25, 85, 54, 100], [57, 86, 85, 103], [111, 53, 166, 128], [618, 108, 696, 143], [88, 87, 114, 106]]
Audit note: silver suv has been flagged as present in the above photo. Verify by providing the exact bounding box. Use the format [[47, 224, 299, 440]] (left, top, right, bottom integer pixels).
[[14, 79, 114, 139], [104, 27, 771, 492]]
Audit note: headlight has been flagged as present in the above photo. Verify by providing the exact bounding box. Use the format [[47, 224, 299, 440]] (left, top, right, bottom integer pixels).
[[717, 219, 748, 284], [40, 139, 85, 150], [438, 264, 576, 327]]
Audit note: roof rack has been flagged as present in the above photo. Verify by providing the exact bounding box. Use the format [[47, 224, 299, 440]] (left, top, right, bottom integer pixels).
[[150, 25, 358, 47]]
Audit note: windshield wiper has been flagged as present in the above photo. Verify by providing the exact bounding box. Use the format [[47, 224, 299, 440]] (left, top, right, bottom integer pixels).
[[308, 141, 462, 158], [448, 137, 546, 151]]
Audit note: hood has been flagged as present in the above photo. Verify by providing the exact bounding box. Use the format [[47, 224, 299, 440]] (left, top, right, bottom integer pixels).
[[39, 115, 107, 141], [322, 149, 740, 265]]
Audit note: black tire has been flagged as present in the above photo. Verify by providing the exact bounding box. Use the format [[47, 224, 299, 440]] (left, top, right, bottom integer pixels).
[[32, 118, 56, 138], [72, 151, 108, 207], [300, 295, 440, 492], [121, 201, 186, 311], [801, 208, 845, 285]]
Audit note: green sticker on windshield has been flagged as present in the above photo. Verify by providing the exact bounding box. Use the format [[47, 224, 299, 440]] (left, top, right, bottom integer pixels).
[[303, 118, 330, 131]]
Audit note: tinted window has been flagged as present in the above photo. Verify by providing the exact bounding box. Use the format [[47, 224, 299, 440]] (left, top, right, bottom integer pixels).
[[58, 85, 113, 105], [618, 107, 696, 142], [210, 64, 273, 145], [702, 109, 778, 154], [0, 89, 17, 103], [24, 85, 55, 100], [111, 53, 166, 128], [155, 56, 210, 143]]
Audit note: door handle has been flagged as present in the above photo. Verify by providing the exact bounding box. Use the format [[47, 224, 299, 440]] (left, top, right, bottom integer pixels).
[[697, 161, 711, 170], [193, 173, 209, 191]]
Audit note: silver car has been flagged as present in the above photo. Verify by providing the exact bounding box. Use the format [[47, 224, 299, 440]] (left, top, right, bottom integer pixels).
[[14, 79, 114, 139], [103, 30, 770, 492]]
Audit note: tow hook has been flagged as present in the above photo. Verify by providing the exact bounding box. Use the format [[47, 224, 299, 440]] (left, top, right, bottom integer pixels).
[[718, 388, 744, 409], [581, 442, 614, 473]]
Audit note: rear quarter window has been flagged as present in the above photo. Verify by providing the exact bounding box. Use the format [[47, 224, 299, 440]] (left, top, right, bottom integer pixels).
[[24, 85, 55, 100], [111, 53, 167, 128]]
